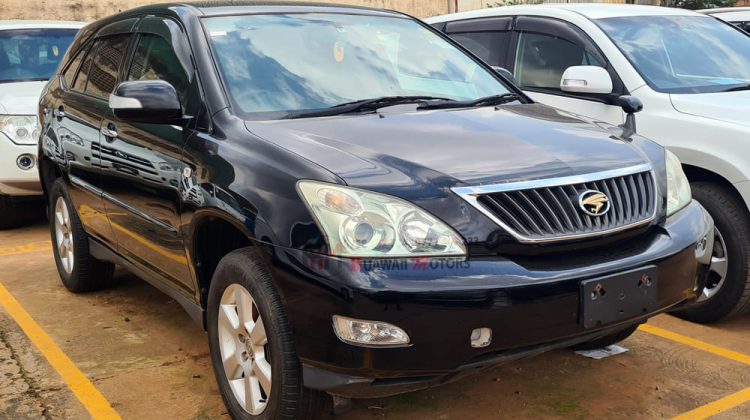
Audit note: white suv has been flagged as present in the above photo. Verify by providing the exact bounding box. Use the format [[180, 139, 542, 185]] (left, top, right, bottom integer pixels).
[[700, 7, 750, 32], [428, 5, 750, 323], [0, 20, 83, 228]]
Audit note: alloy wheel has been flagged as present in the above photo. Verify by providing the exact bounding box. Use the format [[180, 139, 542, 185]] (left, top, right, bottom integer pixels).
[[218, 284, 272, 415], [54, 196, 75, 274], [698, 227, 728, 302]]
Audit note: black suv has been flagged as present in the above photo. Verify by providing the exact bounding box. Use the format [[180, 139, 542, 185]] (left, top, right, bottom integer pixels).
[[39, 2, 713, 418]]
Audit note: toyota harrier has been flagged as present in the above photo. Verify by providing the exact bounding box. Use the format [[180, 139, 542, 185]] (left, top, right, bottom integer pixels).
[[38, 3, 713, 418]]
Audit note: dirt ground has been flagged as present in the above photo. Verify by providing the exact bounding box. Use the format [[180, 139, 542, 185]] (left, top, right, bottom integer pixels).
[[1, 219, 749, 419]]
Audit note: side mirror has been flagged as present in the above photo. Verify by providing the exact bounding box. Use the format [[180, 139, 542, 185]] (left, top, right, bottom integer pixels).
[[617, 95, 643, 138], [109, 80, 182, 123], [560, 66, 613, 94], [491, 66, 518, 86]]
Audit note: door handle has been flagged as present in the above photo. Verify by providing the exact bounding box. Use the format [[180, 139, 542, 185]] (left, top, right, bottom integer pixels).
[[53, 108, 65, 119], [100, 127, 118, 138]]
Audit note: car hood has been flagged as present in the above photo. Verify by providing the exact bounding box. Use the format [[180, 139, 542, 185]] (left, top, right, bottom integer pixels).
[[0, 81, 46, 115], [245, 104, 649, 188], [670, 90, 750, 127]]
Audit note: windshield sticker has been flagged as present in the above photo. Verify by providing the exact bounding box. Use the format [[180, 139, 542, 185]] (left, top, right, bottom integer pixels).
[[333, 41, 345, 63]]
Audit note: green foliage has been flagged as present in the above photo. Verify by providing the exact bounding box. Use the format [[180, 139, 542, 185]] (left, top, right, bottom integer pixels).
[[663, 0, 737, 9]]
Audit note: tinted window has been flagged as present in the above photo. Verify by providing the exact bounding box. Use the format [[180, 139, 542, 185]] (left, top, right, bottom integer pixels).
[[86, 35, 130, 98], [128, 34, 190, 110], [598, 16, 750, 94], [0, 28, 78, 83], [73, 40, 98, 91], [450, 31, 510, 67], [204, 13, 510, 119], [61, 44, 88, 87], [514, 32, 602, 89]]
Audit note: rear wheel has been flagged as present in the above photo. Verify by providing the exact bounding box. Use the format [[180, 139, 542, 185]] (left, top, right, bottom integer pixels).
[[572, 325, 638, 351], [207, 248, 327, 419], [672, 182, 750, 323], [49, 179, 115, 292]]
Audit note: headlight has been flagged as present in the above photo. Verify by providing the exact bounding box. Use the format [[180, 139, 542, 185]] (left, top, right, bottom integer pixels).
[[297, 180, 466, 257], [666, 150, 691, 216], [0, 115, 40, 145]]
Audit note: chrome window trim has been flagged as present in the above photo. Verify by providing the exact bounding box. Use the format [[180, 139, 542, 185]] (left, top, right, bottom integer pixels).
[[452, 164, 658, 244]]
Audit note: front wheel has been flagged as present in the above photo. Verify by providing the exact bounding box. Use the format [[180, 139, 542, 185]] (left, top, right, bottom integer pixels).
[[671, 182, 750, 323], [0, 195, 41, 229], [206, 248, 327, 419]]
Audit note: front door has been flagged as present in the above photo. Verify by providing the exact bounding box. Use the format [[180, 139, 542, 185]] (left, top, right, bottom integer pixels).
[[509, 17, 625, 125], [99, 17, 203, 293]]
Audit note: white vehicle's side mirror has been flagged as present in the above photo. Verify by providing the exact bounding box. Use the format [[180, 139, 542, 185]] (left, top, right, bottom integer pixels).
[[560, 66, 613, 94]]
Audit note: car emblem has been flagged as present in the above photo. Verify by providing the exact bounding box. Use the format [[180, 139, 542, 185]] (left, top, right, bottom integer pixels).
[[114, 150, 127, 159], [578, 190, 610, 216]]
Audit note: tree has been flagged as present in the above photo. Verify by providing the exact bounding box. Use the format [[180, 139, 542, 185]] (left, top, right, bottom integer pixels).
[[663, 0, 737, 9]]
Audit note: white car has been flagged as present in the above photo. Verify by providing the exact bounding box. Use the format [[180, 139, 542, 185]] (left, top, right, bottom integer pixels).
[[700, 7, 750, 32], [428, 4, 750, 323], [0, 20, 84, 228]]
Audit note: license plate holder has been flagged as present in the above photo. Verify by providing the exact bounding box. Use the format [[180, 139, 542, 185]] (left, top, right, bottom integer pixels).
[[581, 266, 658, 329]]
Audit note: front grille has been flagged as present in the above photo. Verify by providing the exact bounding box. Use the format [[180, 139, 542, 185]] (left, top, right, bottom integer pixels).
[[454, 166, 657, 243]]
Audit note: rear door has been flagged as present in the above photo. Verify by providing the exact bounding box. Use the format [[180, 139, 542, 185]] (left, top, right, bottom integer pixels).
[[51, 22, 135, 244], [441, 17, 513, 70], [98, 16, 202, 294]]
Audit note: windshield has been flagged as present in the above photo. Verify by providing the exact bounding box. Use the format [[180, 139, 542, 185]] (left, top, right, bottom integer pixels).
[[597, 16, 750, 94], [203, 13, 510, 119], [0, 28, 78, 84]]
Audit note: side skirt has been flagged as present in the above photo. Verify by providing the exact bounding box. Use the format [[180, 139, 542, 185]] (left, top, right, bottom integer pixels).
[[89, 238, 206, 329]]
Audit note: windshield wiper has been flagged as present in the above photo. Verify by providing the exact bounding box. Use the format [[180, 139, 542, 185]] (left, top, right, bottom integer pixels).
[[417, 93, 521, 110], [283, 96, 453, 119], [723, 83, 750, 92]]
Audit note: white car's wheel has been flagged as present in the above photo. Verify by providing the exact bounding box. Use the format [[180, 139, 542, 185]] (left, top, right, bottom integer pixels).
[[672, 182, 750, 323]]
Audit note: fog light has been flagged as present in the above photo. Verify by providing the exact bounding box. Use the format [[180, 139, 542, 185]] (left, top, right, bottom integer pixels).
[[16, 154, 35, 170], [332, 315, 409, 347], [470, 328, 492, 348]]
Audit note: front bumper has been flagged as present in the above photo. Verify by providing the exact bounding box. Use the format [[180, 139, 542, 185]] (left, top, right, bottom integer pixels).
[[261, 201, 713, 398], [0, 136, 41, 196]]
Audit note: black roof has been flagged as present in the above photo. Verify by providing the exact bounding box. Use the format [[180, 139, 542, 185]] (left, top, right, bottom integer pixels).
[[118, 1, 404, 18]]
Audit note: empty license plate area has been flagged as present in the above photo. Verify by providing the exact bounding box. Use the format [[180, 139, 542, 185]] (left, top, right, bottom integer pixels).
[[581, 266, 658, 329]]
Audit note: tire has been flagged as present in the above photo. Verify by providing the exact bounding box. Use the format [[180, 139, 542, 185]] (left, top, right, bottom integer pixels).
[[49, 179, 115, 292], [0, 195, 42, 229], [671, 182, 750, 323], [572, 325, 638, 351], [207, 248, 328, 420]]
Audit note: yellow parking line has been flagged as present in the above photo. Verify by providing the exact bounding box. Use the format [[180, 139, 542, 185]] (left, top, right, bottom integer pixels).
[[639, 324, 750, 366], [672, 387, 750, 420], [0, 241, 52, 257], [0, 283, 121, 419]]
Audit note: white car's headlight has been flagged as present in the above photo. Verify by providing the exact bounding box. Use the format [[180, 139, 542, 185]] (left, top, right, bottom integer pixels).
[[666, 150, 691, 216], [297, 180, 466, 257], [0, 115, 40, 145]]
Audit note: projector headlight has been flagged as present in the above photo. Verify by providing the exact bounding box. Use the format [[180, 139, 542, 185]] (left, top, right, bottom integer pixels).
[[666, 150, 691, 216], [297, 180, 466, 257]]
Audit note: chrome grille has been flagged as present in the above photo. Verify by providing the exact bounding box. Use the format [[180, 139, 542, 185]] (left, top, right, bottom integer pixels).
[[453, 165, 657, 243]]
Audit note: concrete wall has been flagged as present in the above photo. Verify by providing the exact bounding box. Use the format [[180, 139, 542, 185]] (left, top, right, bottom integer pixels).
[[0, 0, 454, 22]]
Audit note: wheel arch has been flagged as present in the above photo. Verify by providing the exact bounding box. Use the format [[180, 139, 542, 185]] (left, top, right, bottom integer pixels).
[[189, 209, 260, 317], [682, 164, 750, 215]]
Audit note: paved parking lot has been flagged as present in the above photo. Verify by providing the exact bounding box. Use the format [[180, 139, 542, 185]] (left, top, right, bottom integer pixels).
[[1, 219, 749, 419]]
